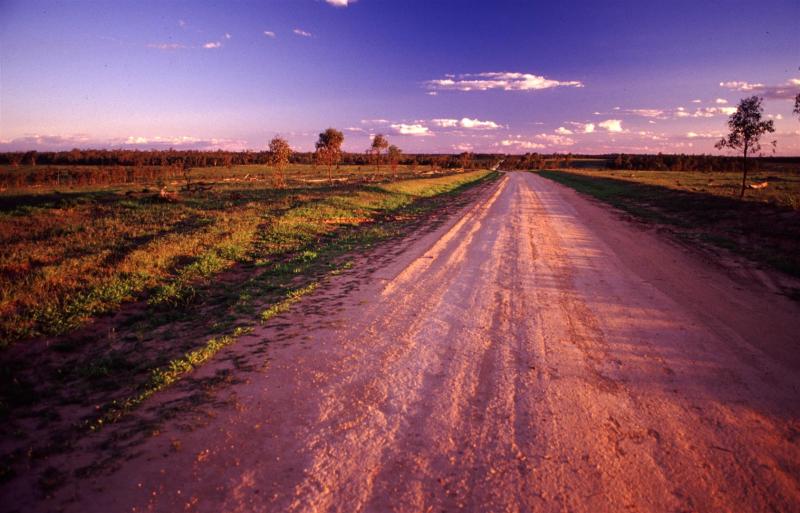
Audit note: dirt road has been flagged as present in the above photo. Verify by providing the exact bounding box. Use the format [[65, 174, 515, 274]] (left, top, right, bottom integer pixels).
[[50, 171, 800, 512]]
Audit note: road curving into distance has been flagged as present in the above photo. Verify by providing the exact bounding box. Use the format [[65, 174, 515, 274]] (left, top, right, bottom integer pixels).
[[44, 171, 800, 513]]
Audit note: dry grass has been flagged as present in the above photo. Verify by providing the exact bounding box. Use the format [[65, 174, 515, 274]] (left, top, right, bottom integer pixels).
[[0, 165, 478, 347], [553, 168, 800, 209]]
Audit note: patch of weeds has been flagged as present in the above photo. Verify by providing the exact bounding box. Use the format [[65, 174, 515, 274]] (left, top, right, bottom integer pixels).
[[75, 352, 134, 380], [88, 326, 254, 430], [260, 283, 319, 323]]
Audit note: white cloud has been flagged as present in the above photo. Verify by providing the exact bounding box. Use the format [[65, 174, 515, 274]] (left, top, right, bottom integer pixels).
[[598, 119, 623, 132], [326, 0, 352, 6], [715, 98, 728, 104], [224, 33, 232, 39], [178, 19, 187, 28], [391, 123, 433, 136], [427, 91, 438, 96], [720, 80, 765, 91], [431, 118, 459, 128], [360, 119, 389, 125], [147, 43, 186, 50], [686, 131, 723, 139], [454, 143, 474, 152], [636, 131, 667, 141], [431, 117, 501, 130], [293, 29, 312, 37], [768, 114, 784, 120], [499, 139, 546, 150], [459, 117, 501, 130], [121, 136, 247, 150], [555, 127, 573, 135], [264, 31, 276, 38], [691, 99, 702, 103], [426, 71, 583, 92], [720, 78, 800, 100], [535, 133, 575, 146], [627, 109, 665, 118], [0, 133, 248, 151], [566, 122, 595, 133], [676, 106, 736, 118], [203, 41, 221, 49]]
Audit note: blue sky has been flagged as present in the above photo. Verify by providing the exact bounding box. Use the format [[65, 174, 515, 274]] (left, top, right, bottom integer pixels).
[[1, 0, 798, 154]]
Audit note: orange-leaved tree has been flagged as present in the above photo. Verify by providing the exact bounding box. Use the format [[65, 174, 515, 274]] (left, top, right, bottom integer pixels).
[[315, 128, 344, 186], [268, 136, 292, 188]]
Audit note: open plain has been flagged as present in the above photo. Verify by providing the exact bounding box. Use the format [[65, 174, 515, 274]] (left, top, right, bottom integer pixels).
[[8, 171, 797, 513]]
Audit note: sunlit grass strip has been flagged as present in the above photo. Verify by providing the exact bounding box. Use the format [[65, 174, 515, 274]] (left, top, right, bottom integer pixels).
[[88, 279, 321, 432], [88, 325, 253, 430], [260, 282, 319, 322]]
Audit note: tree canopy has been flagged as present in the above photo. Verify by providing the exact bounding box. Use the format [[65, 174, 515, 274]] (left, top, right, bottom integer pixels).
[[315, 128, 345, 185], [268, 136, 292, 188], [715, 96, 774, 198], [370, 134, 389, 171]]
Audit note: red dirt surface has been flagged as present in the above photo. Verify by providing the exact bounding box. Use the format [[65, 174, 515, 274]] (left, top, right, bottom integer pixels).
[[19, 171, 800, 512]]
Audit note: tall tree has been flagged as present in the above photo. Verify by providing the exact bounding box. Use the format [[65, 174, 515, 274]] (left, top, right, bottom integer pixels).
[[268, 136, 292, 188], [459, 151, 473, 170], [715, 96, 775, 199], [315, 128, 344, 185], [370, 134, 389, 172], [794, 92, 800, 121], [387, 145, 402, 174]]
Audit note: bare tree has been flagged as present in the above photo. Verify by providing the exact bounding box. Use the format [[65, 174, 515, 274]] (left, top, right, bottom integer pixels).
[[715, 96, 775, 199], [370, 134, 389, 172], [268, 136, 292, 188], [387, 145, 402, 174], [794, 92, 800, 121], [315, 128, 344, 185]]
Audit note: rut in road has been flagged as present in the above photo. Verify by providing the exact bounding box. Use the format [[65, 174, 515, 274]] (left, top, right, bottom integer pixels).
[[45, 172, 800, 513]]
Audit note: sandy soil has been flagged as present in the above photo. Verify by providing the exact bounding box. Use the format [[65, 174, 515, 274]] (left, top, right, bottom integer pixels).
[[29, 171, 800, 512]]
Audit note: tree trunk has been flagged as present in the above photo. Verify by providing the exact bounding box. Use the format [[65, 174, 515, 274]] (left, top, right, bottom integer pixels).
[[328, 163, 333, 186], [740, 144, 748, 199]]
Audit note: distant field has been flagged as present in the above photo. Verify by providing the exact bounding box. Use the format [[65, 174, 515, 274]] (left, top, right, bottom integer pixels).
[[538, 168, 800, 282], [0, 163, 433, 190], [549, 168, 800, 209], [0, 164, 482, 348]]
